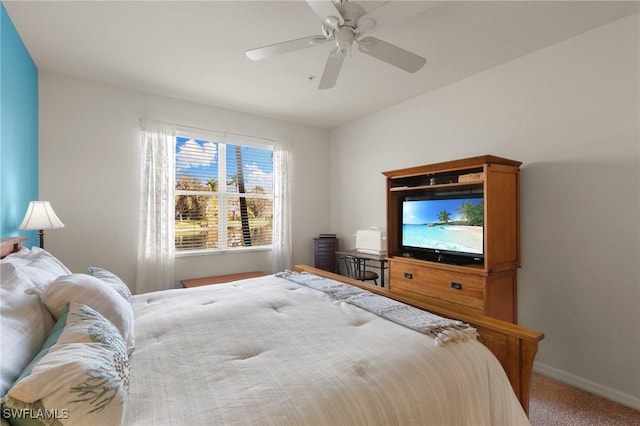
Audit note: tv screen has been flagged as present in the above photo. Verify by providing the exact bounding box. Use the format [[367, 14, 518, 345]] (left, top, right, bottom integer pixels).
[[402, 195, 484, 259]]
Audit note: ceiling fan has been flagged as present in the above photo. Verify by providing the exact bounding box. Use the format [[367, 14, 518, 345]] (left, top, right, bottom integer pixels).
[[245, 0, 427, 90]]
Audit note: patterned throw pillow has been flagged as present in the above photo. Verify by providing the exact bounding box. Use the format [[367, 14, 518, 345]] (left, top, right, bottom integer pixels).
[[86, 268, 135, 354], [87, 267, 132, 304], [2, 303, 129, 426]]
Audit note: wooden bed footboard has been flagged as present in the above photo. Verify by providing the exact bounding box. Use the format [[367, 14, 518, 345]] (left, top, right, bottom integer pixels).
[[294, 265, 544, 415]]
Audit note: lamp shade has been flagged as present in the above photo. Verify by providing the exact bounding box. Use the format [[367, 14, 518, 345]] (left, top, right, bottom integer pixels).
[[19, 201, 65, 230]]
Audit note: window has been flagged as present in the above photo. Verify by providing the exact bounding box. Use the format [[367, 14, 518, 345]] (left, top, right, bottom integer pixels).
[[174, 130, 274, 253]]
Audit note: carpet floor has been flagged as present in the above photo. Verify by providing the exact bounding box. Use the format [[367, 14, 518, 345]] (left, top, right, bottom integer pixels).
[[529, 373, 640, 425]]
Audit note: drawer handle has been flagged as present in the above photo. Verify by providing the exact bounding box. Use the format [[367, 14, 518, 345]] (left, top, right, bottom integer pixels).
[[450, 281, 463, 290], [404, 272, 413, 279]]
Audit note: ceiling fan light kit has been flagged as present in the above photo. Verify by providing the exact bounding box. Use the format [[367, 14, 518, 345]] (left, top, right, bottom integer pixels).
[[245, 0, 427, 90]]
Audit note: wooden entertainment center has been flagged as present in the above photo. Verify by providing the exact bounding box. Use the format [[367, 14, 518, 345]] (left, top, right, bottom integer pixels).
[[383, 155, 521, 323]]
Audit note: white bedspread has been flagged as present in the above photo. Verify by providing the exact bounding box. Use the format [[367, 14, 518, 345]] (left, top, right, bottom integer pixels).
[[124, 274, 529, 425]]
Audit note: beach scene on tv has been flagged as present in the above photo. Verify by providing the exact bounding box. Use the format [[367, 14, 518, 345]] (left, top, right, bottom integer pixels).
[[402, 198, 484, 255]]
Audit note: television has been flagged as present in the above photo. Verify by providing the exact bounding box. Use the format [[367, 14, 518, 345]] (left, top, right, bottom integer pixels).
[[401, 193, 484, 265]]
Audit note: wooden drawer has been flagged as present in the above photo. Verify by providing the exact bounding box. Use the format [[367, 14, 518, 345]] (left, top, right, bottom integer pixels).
[[390, 262, 485, 312]]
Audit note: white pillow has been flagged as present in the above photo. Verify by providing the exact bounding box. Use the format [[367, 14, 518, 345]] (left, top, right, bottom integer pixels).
[[0, 263, 55, 397], [1, 247, 71, 290], [37, 274, 135, 354], [3, 303, 129, 426]]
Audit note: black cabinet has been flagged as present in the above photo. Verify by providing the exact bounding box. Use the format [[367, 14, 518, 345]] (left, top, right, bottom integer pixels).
[[313, 238, 339, 273]]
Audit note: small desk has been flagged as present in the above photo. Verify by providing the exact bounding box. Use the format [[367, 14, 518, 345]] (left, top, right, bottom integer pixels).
[[181, 271, 266, 288], [335, 250, 388, 288]]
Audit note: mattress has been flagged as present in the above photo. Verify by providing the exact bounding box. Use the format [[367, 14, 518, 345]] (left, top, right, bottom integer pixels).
[[124, 274, 529, 425]]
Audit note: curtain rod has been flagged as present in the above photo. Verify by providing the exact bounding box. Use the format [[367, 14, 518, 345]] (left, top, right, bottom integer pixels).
[[139, 117, 275, 144]]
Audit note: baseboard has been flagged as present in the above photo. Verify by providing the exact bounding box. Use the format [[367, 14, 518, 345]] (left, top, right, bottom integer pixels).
[[534, 362, 640, 411]]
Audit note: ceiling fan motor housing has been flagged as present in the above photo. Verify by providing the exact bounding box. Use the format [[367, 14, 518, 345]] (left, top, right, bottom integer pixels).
[[335, 28, 355, 51]]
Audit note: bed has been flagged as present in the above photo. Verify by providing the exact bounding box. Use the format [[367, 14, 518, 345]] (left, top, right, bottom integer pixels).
[[0, 236, 543, 425]]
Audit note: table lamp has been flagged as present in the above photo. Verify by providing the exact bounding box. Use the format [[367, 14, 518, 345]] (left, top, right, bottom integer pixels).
[[19, 201, 65, 249]]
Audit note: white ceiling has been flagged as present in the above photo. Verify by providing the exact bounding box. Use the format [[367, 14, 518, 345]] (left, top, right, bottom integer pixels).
[[5, 1, 639, 129]]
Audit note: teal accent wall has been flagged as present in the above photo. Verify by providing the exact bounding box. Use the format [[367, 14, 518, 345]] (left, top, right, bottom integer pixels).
[[0, 3, 39, 248]]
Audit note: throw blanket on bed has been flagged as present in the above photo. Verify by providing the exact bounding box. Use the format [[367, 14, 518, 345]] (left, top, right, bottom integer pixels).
[[276, 270, 477, 345]]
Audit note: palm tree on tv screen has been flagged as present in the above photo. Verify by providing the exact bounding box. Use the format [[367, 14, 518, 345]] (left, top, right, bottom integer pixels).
[[456, 201, 484, 226], [437, 210, 451, 223]]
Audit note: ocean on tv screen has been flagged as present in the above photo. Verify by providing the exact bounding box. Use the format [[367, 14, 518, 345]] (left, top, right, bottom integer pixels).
[[402, 223, 483, 254]]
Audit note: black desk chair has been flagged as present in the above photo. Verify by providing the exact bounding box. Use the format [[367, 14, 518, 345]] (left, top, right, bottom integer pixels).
[[343, 255, 378, 285]]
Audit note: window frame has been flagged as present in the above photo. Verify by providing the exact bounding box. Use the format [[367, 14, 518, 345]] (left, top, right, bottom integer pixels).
[[174, 127, 275, 256]]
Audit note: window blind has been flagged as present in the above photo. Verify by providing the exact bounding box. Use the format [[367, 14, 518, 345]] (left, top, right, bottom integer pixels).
[[175, 132, 274, 253]]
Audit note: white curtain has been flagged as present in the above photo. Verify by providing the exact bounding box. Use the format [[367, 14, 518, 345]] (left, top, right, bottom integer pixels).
[[272, 144, 293, 273], [136, 119, 176, 294]]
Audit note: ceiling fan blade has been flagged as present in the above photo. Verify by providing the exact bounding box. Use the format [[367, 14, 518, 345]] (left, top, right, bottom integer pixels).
[[246, 35, 328, 61], [357, 1, 443, 34], [318, 48, 346, 90], [357, 36, 426, 73], [306, 0, 344, 27]]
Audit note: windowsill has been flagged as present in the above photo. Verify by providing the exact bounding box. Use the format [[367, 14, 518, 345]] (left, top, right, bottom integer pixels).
[[175, 246, 272, 258]]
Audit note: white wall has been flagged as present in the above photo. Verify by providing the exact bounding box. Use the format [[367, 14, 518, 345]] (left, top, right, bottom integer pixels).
[[330, 15, 640, 408], [38, 73, 331, 289]]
